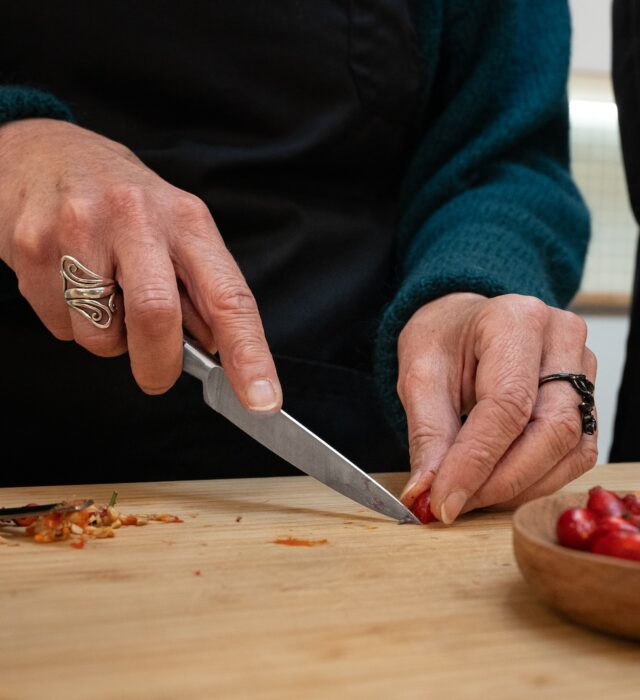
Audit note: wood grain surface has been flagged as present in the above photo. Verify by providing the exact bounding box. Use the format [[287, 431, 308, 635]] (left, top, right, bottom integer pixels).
[[1, 464, 639, 700]]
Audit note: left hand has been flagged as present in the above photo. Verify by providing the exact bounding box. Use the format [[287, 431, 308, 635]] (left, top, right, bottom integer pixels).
[[397, 292, 598, 524]]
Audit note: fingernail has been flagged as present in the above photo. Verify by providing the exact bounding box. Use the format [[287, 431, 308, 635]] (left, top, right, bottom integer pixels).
[[400, 471, 423, 501], [246, 379, 278, 411], [440, 490, 467, 525]]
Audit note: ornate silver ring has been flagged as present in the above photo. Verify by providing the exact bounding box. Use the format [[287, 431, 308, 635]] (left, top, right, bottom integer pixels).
[[60, 255, 117, 329]]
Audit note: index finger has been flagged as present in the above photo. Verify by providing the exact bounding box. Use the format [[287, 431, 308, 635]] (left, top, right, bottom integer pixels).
[[429, 318, 544, 524], [170, 198, 281, 412]]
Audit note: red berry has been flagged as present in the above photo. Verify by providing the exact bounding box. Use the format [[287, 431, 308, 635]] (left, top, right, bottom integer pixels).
[[556, 507, 598, 550], [591, 531, 640, 562], [586, 486, 624, 519], [627, 513, 640, 528], [622, 493, 640, 516], [411, 490, 437, 524], [594, 516, 639, 538]]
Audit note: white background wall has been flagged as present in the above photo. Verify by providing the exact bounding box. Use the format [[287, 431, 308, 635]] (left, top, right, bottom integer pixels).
[[569, 0, 633, 460], [569, 0, 612, 73], [581, 315, 629, 459]]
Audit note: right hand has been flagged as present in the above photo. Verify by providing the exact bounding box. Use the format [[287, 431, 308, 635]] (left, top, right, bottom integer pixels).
[[0, 118, 281, 410]]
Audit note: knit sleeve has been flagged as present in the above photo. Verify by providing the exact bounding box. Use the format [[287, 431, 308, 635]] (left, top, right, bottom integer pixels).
[[0, 86, 74, 302], [374, 0, 590, 438], [0, 85, 73, 124]]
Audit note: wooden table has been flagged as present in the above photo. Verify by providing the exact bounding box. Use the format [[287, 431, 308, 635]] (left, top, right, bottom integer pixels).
[[1, 464, 639, 699]]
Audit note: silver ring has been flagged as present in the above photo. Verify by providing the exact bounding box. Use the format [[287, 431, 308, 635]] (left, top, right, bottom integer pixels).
[[60, 255, 117, 329]]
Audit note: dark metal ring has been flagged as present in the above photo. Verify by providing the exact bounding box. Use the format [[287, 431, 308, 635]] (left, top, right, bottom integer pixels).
[[539, 373, 596, 435]]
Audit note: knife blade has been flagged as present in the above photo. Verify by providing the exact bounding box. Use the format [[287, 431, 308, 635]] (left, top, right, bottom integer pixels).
[[183, 339, 419, 523], [0, 500, 95, 520]]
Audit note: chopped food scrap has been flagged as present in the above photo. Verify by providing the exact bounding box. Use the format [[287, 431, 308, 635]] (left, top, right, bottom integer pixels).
[[236, 516, 243, 523], [272, 537, 328, 547], [1, 497, 183, 548]]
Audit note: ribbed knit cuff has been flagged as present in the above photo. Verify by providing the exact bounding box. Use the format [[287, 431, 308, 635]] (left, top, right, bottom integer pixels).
[[0, 86, 73, 125]]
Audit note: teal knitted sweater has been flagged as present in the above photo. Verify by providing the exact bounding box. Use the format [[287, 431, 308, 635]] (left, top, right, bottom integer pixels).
[[0, 0, 589, 438]]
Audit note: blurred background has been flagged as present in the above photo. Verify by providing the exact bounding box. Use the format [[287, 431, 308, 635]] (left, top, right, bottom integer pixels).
[[568, 0, 633, 459]]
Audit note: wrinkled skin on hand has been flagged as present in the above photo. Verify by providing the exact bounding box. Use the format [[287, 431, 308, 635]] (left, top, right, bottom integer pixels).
[[0, 118, 281, 412], [398, 293, 598, 524]]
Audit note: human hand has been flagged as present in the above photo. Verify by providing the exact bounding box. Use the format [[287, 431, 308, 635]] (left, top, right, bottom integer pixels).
[[397, 292, 597, 523], [0, 118, 281, 410]]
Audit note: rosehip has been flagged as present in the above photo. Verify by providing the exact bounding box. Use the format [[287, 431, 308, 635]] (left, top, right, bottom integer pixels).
[[411, 490, 437, 524], [622, 493, 640, 516], [591, 531, 640, 562], [594, 516, 639, 538], [586, 486, 624, 519], [627, 513, 640, 528], [556, 507, 598, 550]]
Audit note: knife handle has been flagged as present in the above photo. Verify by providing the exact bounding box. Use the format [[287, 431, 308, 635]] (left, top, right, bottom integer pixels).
[[183, 337, 221, 383]]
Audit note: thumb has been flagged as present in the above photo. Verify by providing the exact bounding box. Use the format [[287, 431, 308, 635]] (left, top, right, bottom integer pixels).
[[398, 371, 461, 507]]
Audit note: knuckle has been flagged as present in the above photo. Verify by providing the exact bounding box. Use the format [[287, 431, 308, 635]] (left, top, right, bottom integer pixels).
[[483, 385, 534, 435], [173, 193, 211, 224], [407, 426, 450, 473], [58, 197, 95, 236], [561, 445, 598, 487], [550, 410, 583, 452], [210, 278, 258, 316], [13, 220, 48, 268], [397, 354, 444, 407], [492, 294, 549, 323], [126, 287, 180, 335], [458, 433, 499, 481], [226, 336, 269, 371], [537, 412, 582, 463], [104, 183, 148, 219], [483, 472, 528, 507], [502, 475, 527, 504], [584, 347, 597, 376], [558, 309, 588, 344], [576, 441, 599, 475], [515, 296, 549, 330], [397, 363, 425, 406], [407, 423, 446, 452]]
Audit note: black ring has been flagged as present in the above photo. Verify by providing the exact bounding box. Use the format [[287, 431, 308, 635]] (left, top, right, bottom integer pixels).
[[539, 373, 596, 435]]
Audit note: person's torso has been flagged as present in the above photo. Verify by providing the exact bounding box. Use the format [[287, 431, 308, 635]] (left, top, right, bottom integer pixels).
[[1, 0, 425, 369], [0, 2, 426, 478]]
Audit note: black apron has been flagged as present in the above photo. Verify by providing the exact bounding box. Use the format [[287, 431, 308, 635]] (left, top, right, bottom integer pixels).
[[611, 0, 640, 461], [0, 2, 424, 484]]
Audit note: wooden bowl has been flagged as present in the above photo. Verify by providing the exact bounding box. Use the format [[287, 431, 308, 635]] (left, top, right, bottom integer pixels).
[[513, 492, 640, 640]]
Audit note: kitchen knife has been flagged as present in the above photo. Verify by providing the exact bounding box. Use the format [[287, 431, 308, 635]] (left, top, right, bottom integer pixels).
[[183, 338, 419, 523], [0, 500, 95, 520]]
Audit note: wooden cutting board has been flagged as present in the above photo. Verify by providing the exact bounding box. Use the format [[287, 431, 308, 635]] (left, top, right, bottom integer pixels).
[[1, 465, 639, 700]]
